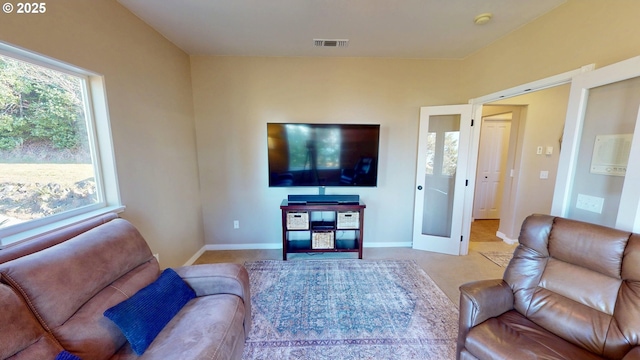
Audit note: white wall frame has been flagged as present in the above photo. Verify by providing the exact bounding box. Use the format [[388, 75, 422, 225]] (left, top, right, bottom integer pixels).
[[462, 65, 594, 248], [552, 56, 640, 232]]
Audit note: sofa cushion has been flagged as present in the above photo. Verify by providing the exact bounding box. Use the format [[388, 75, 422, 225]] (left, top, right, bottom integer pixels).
[[110, 294, 246, 360], [0, 218, 159, 359], [53, 260, 159, 359], [55, 350, 82, 360], [0, 219, 156, 330], [104, 268, 196, 355], [465, 310, 604, 360], [0, 283, 62, 359], [0, 213, 118, 264], [5, 336, 64, 360], [458, 215, 640, 360], [175, 263, 252, 333], [504, 215, 636, 357]]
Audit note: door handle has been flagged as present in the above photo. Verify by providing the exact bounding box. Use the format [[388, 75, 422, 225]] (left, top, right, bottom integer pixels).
[[417, 185, 423, 190]]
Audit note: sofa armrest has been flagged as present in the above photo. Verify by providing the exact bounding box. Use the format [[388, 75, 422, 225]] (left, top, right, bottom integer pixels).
[[623, 346, 640, 359], [174, 263, 252, 333], [457, 279, 513, 359], [174, 263, 250, 301], [459, 279, 514, 326]]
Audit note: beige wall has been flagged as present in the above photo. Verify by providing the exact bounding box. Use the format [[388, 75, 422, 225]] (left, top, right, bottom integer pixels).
[[462, 0, 640, 99], [191, 56, 462, 247], [0, 0, 203, 267]]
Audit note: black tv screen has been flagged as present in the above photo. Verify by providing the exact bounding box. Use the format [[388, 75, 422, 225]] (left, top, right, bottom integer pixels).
[[267, 123, 380, 187]]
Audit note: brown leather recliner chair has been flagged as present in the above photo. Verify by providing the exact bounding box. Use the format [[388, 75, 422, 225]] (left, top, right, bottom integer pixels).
[[458, 214, 640, 360]]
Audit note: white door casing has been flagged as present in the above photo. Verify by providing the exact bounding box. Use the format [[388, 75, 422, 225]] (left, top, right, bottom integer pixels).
[[411, 64, 593, 256], [465, 65, 593, 247]]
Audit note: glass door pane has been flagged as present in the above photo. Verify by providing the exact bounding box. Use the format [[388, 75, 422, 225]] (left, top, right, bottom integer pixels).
[[422, 115, 460, 237]]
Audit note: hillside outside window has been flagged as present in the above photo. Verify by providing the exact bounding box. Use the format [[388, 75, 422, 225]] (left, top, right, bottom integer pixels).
[[0, 43, 122, 247]]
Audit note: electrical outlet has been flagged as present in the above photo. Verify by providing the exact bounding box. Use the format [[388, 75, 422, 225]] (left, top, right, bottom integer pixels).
[[576, 194, 604, 214], [536, 146, 543, 155], [233, 220, 239, 229]]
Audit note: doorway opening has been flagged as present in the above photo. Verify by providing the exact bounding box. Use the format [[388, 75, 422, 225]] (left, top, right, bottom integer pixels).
[[471, 112, 513, 243], [473, 112, 512, 220], [413, 64, 593, 255], [470, 84, 571, 244], [469, 219, 501, 242]]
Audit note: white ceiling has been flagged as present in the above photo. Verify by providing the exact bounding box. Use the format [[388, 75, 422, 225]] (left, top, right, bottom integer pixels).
[[118, 0, 566, 59]]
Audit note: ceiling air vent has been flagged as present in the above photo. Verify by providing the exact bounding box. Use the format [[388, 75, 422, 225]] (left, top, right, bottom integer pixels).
[[314, 39, 349, 48]]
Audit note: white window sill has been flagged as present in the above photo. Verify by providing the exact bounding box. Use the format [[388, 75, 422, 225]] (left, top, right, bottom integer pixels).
[[0, 205, 125, 249]]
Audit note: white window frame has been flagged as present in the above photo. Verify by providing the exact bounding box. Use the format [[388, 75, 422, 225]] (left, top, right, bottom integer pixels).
[[0, 42, 123, 248]]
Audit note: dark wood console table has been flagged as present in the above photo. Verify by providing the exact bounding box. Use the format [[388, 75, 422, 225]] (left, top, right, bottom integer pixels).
[[280, 200, 365, 260]]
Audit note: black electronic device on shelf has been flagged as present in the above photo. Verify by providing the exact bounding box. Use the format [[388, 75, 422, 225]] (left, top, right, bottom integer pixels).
[[287, 194, 360, 204]]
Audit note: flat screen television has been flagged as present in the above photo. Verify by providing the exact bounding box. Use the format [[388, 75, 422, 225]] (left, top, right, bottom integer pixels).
[[267, 123, 380, 187]]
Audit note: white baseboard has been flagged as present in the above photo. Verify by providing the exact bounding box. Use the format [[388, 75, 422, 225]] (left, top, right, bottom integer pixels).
[[183, 241, 413, 265], [204, 243, 282, 251], [183, 243, 280, 266], [496, 231, 518, 245], [364, 242, 412, 248], [203, 242, 412, 250], [183, 246, 207, 266]]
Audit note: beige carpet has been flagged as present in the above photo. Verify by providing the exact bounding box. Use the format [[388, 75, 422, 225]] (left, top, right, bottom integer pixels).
[[479, 251, 513, 268]]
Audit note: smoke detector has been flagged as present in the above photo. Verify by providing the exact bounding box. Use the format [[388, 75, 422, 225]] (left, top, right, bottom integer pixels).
[[474, 13, 493, 25], [314, 39, 349, 47]]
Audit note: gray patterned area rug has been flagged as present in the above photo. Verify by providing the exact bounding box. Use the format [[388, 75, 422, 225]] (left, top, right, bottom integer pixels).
[[242, 259, 458, 360], [480, 251, 513, 268]]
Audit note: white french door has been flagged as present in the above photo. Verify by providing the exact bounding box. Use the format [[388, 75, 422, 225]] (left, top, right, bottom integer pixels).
[[412, 105, 473, 255], [552, 56, 640, 232]]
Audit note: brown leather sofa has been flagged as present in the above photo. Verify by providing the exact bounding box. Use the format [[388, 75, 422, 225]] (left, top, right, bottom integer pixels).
[[0, 214, 251, 359], [458, 214, 640, 360]]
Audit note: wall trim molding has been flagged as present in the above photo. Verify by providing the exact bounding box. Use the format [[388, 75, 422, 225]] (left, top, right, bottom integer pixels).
[[183, 246, 208, 266], [496, 231, 518, 245], [205, 243, 282, 251], [183, 242, 413, 265], [365, 242, 412, 248]]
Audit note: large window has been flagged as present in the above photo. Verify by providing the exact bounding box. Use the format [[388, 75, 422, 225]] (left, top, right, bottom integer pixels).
[[0, 43, 122, 247]]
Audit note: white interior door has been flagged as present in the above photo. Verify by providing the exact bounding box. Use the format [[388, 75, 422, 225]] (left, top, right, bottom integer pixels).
[[473, 114, 511, 219], [552, 56, 640, 232], [413, 105, 472, 255]]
